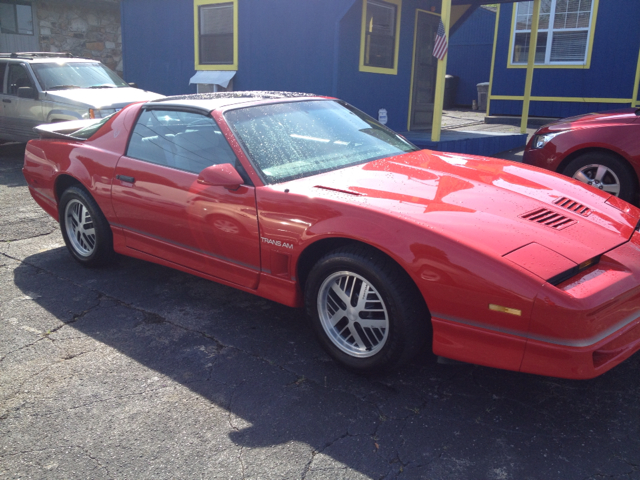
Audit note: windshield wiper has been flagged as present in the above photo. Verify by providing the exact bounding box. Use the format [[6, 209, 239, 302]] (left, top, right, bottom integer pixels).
[[88, 84, 117, 89], [47, 85, 81, 90]]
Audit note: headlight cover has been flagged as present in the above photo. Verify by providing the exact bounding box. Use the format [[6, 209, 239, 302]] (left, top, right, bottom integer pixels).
[[530, 131, 566, 149]]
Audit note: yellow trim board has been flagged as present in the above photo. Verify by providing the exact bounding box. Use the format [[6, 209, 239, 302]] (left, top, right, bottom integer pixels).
[[359, 0, 402, 75], [507, 0, 599, 70], [490, 95, 633, 104], [486, 4, 500, 116], [633, 46, 640, 108], [194, 0, 238, 71], [406, 9, 440, 131], [431, 0, 450, 142]]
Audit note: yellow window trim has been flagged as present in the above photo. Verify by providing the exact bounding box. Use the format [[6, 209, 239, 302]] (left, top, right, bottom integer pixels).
[[194, 0, 238, 71], [359, 0, 402, 75], [507, 0, 599, 70], [406, 9, 440, 130], [490, 95, 633, 104]]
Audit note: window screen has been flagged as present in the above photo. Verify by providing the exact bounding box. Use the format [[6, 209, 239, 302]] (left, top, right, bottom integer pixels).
[[512, 0, 593, 65], [199, 2, 234, 65], [363, 0, 397, 69]]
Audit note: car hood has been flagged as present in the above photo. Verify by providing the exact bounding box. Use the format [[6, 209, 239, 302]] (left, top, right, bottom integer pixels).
[[288, 149, 640, 266], [44, 87, 164, 109], [539, 108, 640, 133]]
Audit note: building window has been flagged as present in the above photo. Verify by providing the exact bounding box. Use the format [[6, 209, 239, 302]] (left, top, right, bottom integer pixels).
[[359, 0, 402, 75], [511, 0, 595, 66], [194, 0, 237, 70], [0, 2, 33, 35]]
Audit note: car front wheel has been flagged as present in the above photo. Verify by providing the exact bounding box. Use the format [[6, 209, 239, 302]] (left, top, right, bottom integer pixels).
[[305, 246, 430, 373], [59, 186, 115, 267], [562, 152, 637, 203]]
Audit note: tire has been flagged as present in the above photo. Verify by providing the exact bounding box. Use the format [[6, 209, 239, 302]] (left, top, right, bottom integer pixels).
[[305, 245, 431, 373], [59, 186, 115, 267], [562, 152, 637, 203]]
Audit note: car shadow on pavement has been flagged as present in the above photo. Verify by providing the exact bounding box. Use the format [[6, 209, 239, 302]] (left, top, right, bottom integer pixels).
[[11, 246, 640, 478]]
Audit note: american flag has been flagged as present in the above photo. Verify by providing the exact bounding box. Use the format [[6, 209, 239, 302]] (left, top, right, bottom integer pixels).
[[432, 19, 448, 60]]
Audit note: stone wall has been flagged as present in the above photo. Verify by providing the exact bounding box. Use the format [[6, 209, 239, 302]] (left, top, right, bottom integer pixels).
[[36, 0, 123, 76]]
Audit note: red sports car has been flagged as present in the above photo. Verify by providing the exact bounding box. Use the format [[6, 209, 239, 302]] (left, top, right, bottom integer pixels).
[[23, 92, 640, 379], [523, 108, 640, 204]]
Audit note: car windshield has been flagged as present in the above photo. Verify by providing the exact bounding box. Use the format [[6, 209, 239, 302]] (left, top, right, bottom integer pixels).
[[224, 100, 418, 184], [31, 62, 129, 90]]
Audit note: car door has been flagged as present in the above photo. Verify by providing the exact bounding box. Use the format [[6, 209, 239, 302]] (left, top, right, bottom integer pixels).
[[111, 108, 261, 289], [2, 63, 44, 141]]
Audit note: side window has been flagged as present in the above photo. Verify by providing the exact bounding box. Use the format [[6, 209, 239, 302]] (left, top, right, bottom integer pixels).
[[126, 109, 238, 174], [7, 64, 34, 96]]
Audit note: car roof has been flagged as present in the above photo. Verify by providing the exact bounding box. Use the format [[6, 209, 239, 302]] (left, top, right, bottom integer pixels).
[[146, 91, 323, 113]]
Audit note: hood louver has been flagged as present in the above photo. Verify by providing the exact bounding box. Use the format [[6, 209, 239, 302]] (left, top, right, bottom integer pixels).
[[520, 208, 576, 230], [553, 197, 591, 217]]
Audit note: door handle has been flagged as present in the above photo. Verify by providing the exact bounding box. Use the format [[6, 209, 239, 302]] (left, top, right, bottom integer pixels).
[[116, 174, 135, 183], [2, 99, 11, 103]]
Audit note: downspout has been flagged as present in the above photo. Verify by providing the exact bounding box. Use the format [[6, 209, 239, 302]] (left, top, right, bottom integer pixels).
[[431, 0, 451, 142], [333, 0, 359, 97], [521, 0, 541, 134]]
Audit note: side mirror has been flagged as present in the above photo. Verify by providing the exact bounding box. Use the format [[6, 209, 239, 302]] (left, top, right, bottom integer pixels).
[[198, 163, 243, 190], [128, 82, 139, 88], [17, 86, 37, 99]]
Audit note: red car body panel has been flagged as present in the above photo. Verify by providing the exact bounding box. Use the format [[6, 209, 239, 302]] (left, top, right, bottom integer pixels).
[[523, 108, 640, 182], [22, 99, 640, 379]]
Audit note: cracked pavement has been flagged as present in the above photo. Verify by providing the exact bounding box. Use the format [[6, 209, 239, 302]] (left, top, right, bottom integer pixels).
[[2, 143, 640, 479]]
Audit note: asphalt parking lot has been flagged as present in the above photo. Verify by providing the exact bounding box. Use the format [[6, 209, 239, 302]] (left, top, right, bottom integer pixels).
[[2, 142, 639, 479]]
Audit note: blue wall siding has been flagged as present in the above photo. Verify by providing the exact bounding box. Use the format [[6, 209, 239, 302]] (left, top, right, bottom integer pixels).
[[490, 1, 640, 118], [122, 0, 446, 133], [121, 0, 196, 96], [447, 7, 495, 106]]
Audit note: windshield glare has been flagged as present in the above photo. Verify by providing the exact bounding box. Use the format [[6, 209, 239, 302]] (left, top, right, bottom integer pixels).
[[224, 100, 418, 184], [31, 62, 129, 90]]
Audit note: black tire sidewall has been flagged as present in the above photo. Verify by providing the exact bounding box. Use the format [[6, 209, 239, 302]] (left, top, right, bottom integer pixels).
[[59, 186, 113, 266], [305, 249, 425, 373], [563, 152, 636, 203]]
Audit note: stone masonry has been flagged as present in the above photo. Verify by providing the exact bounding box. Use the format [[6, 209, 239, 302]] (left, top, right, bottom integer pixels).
[[36, 0, 123, 76]]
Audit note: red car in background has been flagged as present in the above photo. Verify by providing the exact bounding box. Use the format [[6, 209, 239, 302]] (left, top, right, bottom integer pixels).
[[523, 108, 640, 204], [22, 92, 640, 379]]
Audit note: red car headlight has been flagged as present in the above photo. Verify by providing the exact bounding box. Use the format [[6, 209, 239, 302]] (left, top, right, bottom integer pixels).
[[530, 131, 566, 149]]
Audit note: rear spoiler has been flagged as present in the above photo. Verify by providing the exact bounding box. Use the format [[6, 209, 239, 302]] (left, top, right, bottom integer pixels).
[[33, 118, 101, 141]]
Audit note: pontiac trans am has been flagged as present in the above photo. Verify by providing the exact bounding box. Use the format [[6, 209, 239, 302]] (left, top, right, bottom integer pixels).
[[22, 92, 640, 379]]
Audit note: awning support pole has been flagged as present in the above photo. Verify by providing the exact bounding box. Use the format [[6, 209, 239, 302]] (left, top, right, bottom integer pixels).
[[431, 0, 451, 142], [521, 0, 541, 134]]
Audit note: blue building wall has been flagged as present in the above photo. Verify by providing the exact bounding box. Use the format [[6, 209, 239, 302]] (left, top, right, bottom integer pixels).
[[490, 1, 640, 117], [121, 0, 197, 96], [447, 7, 495, 107], [121, 0, 446, 133]]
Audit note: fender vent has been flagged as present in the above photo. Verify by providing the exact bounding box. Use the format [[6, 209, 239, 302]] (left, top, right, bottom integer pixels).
[[520, 208, 577, 230], [554, 197, 591, 217]]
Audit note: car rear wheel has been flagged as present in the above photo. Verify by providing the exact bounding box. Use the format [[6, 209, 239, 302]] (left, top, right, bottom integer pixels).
[[305, 245, 430, 373], [563, 152, 637, 203], [59, 186, 115, 267]]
